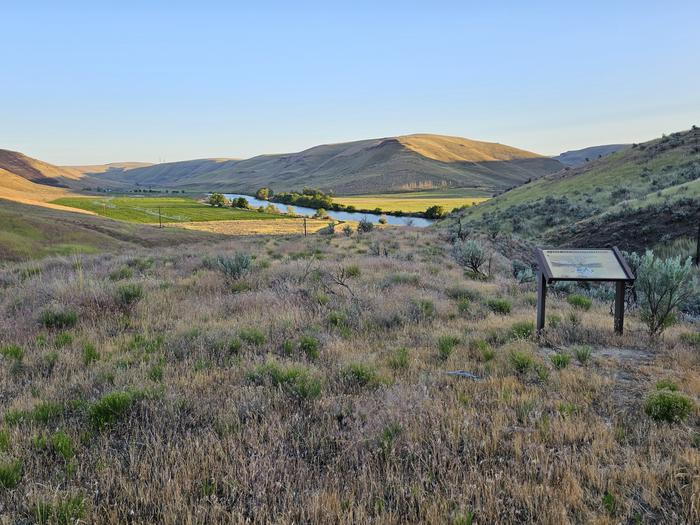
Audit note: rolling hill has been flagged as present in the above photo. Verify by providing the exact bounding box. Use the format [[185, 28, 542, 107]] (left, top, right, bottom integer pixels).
[[86, 134, 564, 195], [456, 127, 700, 251], [553, 144, 630, 167]]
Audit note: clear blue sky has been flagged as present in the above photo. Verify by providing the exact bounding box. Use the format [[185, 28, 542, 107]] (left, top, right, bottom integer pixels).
[[2, 1, 699, 164]]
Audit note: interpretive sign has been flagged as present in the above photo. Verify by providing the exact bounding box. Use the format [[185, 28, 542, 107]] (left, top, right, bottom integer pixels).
[[534, 247, 635, 334]]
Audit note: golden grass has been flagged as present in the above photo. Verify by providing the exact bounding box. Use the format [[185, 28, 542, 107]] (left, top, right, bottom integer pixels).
[[398, 134, 544, 163], [335, 191, 489, 213], [170, 218, 339, 235], [0, 169, 93, 213], [0, 229, 697, 523]]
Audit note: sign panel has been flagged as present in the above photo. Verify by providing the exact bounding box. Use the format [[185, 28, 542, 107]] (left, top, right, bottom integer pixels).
[[541, 249, 628, 280]]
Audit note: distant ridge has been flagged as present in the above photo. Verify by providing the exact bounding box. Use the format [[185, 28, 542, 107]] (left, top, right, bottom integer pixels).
[[553, 144, 630, 168], [85, 134, 564, 195]]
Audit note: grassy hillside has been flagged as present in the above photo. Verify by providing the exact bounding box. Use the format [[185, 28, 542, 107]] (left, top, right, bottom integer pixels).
[[0, 199, 219, 261], [88, 134, 563, 195], [457, 127, 700, 250], [0, 227, 697, 523]]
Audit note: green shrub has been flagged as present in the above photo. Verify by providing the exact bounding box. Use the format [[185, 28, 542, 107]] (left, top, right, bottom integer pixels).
[[40, 308, 78, 330], [628, 251, 696, 337], [567, 294, 592, 311], [357, 218, 374, 233], [0, 459, 22, 489], [239, 328, 266, 346], [341, 363, 380, 387], [35, 494, 86, 525], [437, 335, 460, 361], [680, 332, 700, 347], [510, 321, 534, 340], [50, 431, 75, 461], [0, 429, 9, 452], [453, 240, 487, 276], [644, 390, 693, 423], [487, 298, 512, 315], [412, 299, 435, 320], [457, 298, 471, 314], [89, 391, 138, 428], [148, 364, 164, 382], [250, 362, 322, 400], [298, 336, 320, 360], [547, 314, 562, 327], [389, 273, 420, 286], [510, 351, 534, 374], [116, 283, 144, 307], [1, 345, 24, 361], [215, 252, 252, 281], [602, 491, 617, 516], [574, 345, 592, 364], [345, 265, 361, 277], [32, 402, 64, 424], [655, 379, 678, 391], [82, 343, 99, 366], [446, 286, 480, 302], [471, 339, 495, 362], [55, 332, 73, 348], [109, 266, 133, 281], [388, 347, 410, 370], [550, 352, 571, 369]]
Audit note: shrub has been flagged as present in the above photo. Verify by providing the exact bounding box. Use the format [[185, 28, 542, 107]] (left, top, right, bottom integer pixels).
[[40, 308, 78, 330], [453, 240, 488, 276], [378, 215, 388, 225], [250, 362, 322, 400], [341, 363, 380, 387], [437, 336, 460, 361], [550, 352, 571, 369], [109, 266, 133, 281], [388, 273, 420, 286], [35, 495, 86, 525], [32, 402, 64, 424], [55, 332, 73, 348], [208, 192, 227, 207], [1, 345, 24, 361], [411, 299, 435, 321], [457, 298, 471, 314], [628, 251, 696, 337], [510, 350, 534, 374], [573, 345, 592, 364], [388, 347, 410, 370], [148, 364, 164, 382], [50, 431, 75, 461], [215, 253, 252, 282], [487, 298, 512, 315], [471, 339, 495, 361], [89, 391, 138, 428], [510, 321, 534, 340], [644, 390, 693, 423], [0, 430, 8, 453], [116, 283, 144, 307], [357, 218, 374, 233], [345, 265, 361, 277], [680, 332, 700, 347], [0, 459, 22, 489], [239, 328, 266, 346], [655, 379, 678, 391], [567, 294, 592, 311], [342, 224, 353, 237], [298, 336, 320, 360], [82, 343, 99, 366]]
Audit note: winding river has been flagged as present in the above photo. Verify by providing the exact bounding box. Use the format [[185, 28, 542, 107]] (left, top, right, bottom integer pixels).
[[223, 194, 435, 227]]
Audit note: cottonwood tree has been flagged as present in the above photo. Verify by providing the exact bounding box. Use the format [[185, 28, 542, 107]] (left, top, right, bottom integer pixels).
[[208, 193, 227, 207]]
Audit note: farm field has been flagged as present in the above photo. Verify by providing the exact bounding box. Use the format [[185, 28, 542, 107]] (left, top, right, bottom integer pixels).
[[334, 189, 489, 213], [51, 196, 284, 224], [171, 217, 341, 236], [0, 227, 697, 523]]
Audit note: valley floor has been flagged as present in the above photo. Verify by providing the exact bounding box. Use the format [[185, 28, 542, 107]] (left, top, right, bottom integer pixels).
[[334, 188, 489, 213], [0, 228, 697, 523]]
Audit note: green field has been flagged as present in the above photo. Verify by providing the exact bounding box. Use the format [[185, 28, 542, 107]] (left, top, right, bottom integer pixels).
[[334, 189, 490, 213], [52, 196, 284, 223]]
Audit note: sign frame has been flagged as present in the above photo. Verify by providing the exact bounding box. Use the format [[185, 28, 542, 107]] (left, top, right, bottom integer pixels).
[[534, 246, 635, 334]]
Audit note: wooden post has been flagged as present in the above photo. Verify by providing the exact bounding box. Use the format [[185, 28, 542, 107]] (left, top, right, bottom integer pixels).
[[695, 216, 700, 266], [614, 281, 625, 334], [303, 218, 307, 237], [536, 271, 547, 333], [158, 207, 162, 229]]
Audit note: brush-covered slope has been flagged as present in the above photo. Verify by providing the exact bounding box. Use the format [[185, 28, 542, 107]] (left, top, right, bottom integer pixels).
[[89, 134, 563, 195], [0, 198, 220, 261], [457, 127, 700, 250], [553, 144, 630, 168]]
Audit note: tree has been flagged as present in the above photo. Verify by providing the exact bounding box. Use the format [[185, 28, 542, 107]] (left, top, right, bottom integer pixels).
[[628, 251, 697, 337], [208, 193, 227, 207], [256, 188, 272, 200], [425, 205, 447, 219], [231, 197, 249, 209], [315, 208, 329, 219], [453, 240, 488, 276], [357, 217, 374, 233]]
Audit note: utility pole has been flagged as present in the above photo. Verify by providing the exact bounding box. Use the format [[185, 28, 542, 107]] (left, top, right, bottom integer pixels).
[[695, 212, 700, 266], [159, 207, 162, 229], [303, 217, 307, 237]]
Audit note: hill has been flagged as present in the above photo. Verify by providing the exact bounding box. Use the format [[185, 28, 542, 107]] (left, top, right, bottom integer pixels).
[[553, 144, 630, 167], [88, 134, 563, 195], [456, 127, 700, 251], [0, 198, 220, 261]]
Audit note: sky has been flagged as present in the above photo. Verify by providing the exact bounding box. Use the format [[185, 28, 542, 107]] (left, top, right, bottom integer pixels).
[[1, 1, 699, 165]]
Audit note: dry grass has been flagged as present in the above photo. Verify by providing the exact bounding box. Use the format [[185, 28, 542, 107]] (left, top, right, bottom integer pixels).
[[0, 228, 698, 524], [170, 218, 339, 236], [398, 134, 545, 162]]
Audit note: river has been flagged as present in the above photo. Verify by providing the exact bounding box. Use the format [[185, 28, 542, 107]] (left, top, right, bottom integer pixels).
[[222, 194, 435, 227]]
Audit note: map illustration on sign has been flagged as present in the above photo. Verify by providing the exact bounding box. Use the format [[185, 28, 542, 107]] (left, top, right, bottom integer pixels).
[[541, 249, 629, 280]]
